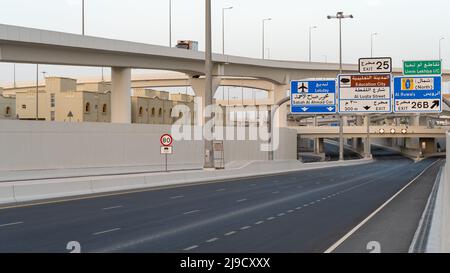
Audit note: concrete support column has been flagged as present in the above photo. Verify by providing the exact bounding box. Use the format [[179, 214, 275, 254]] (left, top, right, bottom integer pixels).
[[111, 67, 131, 123], [271, 84, 289, 128], [190, 77, 221, 126], [318, 138, 325, 153]]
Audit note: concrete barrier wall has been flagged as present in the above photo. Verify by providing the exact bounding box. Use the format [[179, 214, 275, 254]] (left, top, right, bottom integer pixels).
[[0, 120, 203, 171], [0, 120, 297, 172]]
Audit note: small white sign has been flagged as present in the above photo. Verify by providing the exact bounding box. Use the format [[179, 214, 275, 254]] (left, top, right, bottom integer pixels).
[[359, 57, 392, 74], [161, 146, 173, 154]]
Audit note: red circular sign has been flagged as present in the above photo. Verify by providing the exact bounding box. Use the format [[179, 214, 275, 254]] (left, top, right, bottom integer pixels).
[[160, 134, 173, 147]]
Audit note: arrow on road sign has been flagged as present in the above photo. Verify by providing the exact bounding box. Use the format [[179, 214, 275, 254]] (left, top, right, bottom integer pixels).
[[301, 107, 309, 112], [431, 100, 440, 109], [363, 106, 371, 111], [327, 107, 334, 112]]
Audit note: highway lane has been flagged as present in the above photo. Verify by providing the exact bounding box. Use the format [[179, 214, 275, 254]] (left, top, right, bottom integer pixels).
[[0, 150, 440, 253]]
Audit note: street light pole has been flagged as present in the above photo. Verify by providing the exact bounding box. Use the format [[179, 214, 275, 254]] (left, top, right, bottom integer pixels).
[[169, 0, 172, 47], [371, 32, 379, 57], [82, 0, 85, 35], [13, 64, 16, 88], [327, 11, 353, 161], [222, 6, 233, 55], [309, 26, 317, 62], [439, 37, 445, 60], [262, 18, 272, 59], [204, 0, 214, 169]]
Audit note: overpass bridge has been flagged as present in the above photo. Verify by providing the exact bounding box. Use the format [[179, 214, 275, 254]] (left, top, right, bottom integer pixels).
[[2, 23, 450, 125]]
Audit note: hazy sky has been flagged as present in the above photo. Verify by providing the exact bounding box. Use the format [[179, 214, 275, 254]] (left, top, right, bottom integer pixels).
[[0, 0, 448, 86]]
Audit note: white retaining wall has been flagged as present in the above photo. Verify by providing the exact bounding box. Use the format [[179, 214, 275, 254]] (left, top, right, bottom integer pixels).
[[0, 120, 297, 172]]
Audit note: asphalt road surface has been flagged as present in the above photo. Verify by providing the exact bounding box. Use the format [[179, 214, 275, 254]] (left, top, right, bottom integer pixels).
[[0, 149, 441, 253]]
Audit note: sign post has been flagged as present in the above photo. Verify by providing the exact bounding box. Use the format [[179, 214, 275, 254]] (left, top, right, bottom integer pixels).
[[359, 57, 392, 74], [393, 76, 442, 113], [338, 74, 392, 114], [290, 80, 337, 114], [403, 60, 442, 76], [160, 134, 173, 172]]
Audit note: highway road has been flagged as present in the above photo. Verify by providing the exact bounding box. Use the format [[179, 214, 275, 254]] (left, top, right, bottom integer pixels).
[[0, 149, 442, 253]]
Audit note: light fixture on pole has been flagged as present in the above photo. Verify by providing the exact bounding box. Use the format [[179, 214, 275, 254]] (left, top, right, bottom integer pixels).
[[262, 18, 272, 59], [309, 26, 317, 62], [222, 6, 233, 55], [439, 37, 445, 60], [35, 64, 39, 120], [327, 11, 354, 161], [371, 32, 379, 57]]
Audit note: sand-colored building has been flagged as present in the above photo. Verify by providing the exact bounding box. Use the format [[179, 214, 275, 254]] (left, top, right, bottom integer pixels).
[[15, 77, 111, 122], [0, 87, 16, 120], [131, 89, 195, 125]]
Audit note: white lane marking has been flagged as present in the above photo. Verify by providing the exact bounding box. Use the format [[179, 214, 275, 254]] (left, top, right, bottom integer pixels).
[[267, 217, 275, 221], [255, 221, 264, 225], [183, 210, 200, 215], [0, 221, 23, 228], [310, 202, 315, 205], [102, 205, 123, 210], [170, 195, 184, 199], [316, 199, 321, 202], [324, 159, 442, 254], [272, 191, 279, 194], [277, 213, 285, 217], [296, 207, 302, 210], [93, 228, 121, 236], [322, 198, 327, 200], [225, 231, 236, 236], [206, 237, 219, 243], [240, 226, 251, 230], [287, 210, 294, 213], [236, 199, 247, 203], [216, 188, 226, 192], [184, 245, 199, 251], [303, 204, 309, 207]]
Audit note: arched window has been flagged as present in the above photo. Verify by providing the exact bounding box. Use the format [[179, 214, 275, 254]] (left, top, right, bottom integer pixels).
[[138, 107, 143, 116], [102, 104, 107, 113], [5, 106, 11, 116], [85, 102, 91, 113], [151, 108, 155, 117], [158, 108, 162, 117]]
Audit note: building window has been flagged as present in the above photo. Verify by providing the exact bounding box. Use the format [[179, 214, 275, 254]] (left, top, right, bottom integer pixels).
[[158, 108, 162, 117], [50, 94, 55, 107], [85, 102, 91, 113], [51, 111, 55, 121], [151, 108, 155, 117], [138, 107, 143, 117], [5, 106, 11, 116], [21, 104, 27, 109], [102, 104, 107, 114]]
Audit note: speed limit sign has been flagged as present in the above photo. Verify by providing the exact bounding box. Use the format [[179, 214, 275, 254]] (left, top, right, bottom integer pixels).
[[160, 134, 173, 147]]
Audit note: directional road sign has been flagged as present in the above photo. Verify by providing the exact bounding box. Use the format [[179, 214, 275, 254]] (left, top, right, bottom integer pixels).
[[393, 76, 442, 113], [290, 80, 336, 114], [403, 60, 442, 76], [338, 74, 392, 114], [359, 57, 392, 74]]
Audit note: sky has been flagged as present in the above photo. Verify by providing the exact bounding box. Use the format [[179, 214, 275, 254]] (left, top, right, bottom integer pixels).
[[0, 0, 449, 88]]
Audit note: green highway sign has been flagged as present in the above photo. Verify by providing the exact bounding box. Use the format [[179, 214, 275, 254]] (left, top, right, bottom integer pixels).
[[403, 60, 442, 75]]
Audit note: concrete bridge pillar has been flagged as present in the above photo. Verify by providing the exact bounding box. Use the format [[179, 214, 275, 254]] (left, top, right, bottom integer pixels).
[[190, 77, 221, 126], [270, 84, 290, 128], [111, 67, 131, 123], [316, 138, 325, 154]]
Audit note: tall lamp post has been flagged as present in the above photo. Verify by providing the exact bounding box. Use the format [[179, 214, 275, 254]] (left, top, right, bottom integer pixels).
[[309, 26, 317, 62], [204, 0, 214, 169], [327, 11, 354, 161], [439, 37, 445, 60], [262, 18, 272, 59], [371, 32, 379, 57], [169, 0, 172, 47], [81, 0, 85, 35], [222, 6, 233, 55]]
